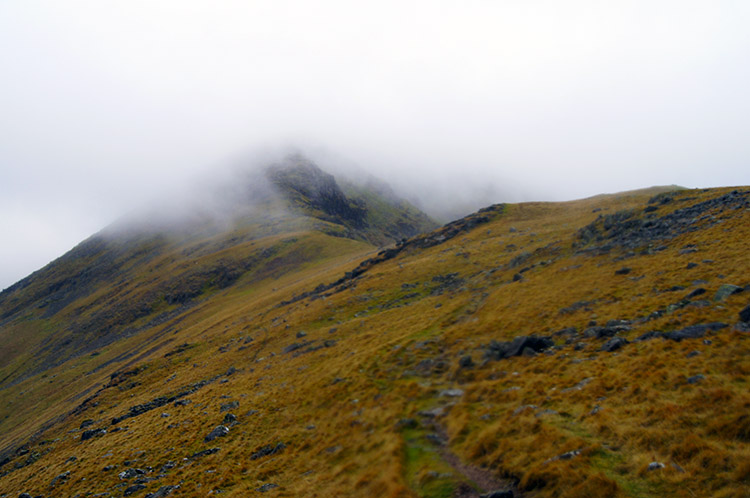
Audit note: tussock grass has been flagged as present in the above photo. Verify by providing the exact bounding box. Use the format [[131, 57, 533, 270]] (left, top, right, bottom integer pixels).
[[1, 186, 749, 497]]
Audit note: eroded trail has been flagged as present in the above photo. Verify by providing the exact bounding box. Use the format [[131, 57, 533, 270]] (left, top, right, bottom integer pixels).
[[431, 421, 520, 498]]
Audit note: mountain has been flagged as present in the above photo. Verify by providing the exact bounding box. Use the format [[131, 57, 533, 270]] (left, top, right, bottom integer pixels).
[[0, 173, 749, 498]]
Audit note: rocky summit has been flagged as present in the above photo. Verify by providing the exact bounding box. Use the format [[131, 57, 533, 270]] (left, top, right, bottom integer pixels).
[[0, 172, 749, 497]]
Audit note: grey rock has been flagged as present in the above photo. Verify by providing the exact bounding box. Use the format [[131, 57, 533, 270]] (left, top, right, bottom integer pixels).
[[258, 483, 279, 492], [80, 419, 94, 429], [458, 355, 474, 368], [50, 470, 71, 487], [686, 288, 706, 299], [740, 304, 750, 323], [615, 267, 631, 275], [220, 401, 239, 412], [647, 462, 665, 471], [687, 374, 705, 384], [223, 413, 237, 425], [251, 442, 286, 460], [663, 322, 727, 341], [124, 484, 147, 496], [204, 425, 229, 442], [636, 330, 662, 341], [583, 326, 620, 339], [119, 468, 146, 479], [189, 448, 220, 459], [714, 284, 743, 301], [81, 428, 106, 441], [144, 485, 180, 498], [485, 335, 554, 360], [600, 337, 628, 352], [296, 331, 307, 338], [418, 407, 445, 418], [440, 389, 464, 397]]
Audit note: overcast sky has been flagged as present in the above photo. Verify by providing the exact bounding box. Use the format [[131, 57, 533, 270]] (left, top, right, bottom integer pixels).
[[1, 1, 749, 290]]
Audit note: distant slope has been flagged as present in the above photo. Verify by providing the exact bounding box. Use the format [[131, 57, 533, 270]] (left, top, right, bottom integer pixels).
[[1, 184, 749, 498], [0, 157, 435, 391]]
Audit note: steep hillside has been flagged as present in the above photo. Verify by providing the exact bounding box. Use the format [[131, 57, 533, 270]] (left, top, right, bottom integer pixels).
[[1, 185, 749, 498]]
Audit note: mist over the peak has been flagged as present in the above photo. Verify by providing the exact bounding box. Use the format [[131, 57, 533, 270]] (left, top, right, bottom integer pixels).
[[1, 0, 749, 289]]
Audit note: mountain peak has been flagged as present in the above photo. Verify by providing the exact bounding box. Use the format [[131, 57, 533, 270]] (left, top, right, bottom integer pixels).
[[266, 155, 367, 228]]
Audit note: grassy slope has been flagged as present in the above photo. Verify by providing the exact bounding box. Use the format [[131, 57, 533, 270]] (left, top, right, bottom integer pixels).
[[1, 187, 749, 497]]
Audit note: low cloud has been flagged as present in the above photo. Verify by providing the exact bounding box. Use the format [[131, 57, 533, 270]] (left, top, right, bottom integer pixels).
[[1, 1, 748, 288]]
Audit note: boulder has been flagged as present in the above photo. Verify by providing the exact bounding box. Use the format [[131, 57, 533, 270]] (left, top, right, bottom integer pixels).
[[600, 337, 628, 352], [714, 284, 743, 301], [663, 323, 727, 341], [81, 428, 106, 441], [485, 335, 554, 360], [204, 425, 229, 442]]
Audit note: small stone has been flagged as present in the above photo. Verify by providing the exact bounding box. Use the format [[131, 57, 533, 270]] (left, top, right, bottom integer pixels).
[[740, 304, 750, 323], [647, 462, 665, 471], [440, 389, 464, 397], [686, 262, 698, 269], [220, 401, 239, 412], [458, 355, 474, 368], [223, 413, 237, 425], [686, 288, 706, 299], [296, 331, 307, 338], [687, 374, 705, 384], [258, 483, 279, 492], [615, 267, 631, 275]]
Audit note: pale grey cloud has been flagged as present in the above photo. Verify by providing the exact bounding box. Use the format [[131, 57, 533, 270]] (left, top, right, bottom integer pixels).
[[1, 0, 748, 289]]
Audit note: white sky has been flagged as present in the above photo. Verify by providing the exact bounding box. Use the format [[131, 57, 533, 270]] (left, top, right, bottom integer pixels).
[[1, 0, 749, 289]]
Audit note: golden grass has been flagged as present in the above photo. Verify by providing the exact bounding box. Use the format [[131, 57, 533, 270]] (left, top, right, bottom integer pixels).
[[1, 186, 749, 497]]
